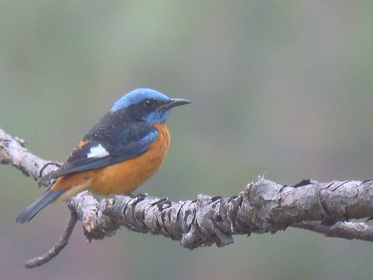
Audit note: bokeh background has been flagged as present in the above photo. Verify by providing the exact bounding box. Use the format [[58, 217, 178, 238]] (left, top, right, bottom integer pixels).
[[1, 1, 373, 279]]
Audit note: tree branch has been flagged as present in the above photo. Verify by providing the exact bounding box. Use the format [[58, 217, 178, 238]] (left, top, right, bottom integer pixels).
[[1, 128, 373, 267], [293, 221, 373, 242], [24, 210, 78, 268]]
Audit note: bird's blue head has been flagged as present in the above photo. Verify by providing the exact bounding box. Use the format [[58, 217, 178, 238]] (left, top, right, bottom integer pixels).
[[110, 88, 190, 123]]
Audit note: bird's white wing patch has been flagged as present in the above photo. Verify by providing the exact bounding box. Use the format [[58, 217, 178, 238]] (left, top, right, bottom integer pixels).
[[87, 144, 109, 158]]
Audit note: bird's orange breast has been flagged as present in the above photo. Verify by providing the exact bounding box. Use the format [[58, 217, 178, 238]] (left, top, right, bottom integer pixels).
[[52, 123, 170, 199], [89, 123, 170, 195]]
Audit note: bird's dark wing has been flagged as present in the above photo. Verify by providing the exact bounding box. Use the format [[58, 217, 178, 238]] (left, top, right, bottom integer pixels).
[[39, 123, 158, 182]]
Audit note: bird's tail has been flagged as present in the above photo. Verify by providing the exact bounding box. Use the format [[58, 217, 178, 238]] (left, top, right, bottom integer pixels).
[[16, 189, 64, 224]]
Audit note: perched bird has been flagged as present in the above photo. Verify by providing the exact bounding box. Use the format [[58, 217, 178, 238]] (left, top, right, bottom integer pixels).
[[16, 88, 189, 223]]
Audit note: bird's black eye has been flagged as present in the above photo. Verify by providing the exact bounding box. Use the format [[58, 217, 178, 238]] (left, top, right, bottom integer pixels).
[[143, 99, 154, 108]]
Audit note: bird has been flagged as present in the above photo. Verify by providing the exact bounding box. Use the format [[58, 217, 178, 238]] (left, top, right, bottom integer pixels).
[[16, 88, 189, 224]]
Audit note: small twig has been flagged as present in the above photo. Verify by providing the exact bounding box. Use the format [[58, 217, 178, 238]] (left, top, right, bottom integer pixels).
[[293, 221, 373, 242], [24, 211, 78, 269]]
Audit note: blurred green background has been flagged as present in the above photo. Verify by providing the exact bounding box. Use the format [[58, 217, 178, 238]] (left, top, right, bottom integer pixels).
[[1, 1, 373, 279]]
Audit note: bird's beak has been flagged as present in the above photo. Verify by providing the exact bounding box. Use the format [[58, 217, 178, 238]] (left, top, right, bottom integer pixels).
[[161, 98, 190, 109]]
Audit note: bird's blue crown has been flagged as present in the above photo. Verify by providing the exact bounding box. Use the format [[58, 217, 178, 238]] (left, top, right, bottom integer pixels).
[[111, 88, 171, 112]]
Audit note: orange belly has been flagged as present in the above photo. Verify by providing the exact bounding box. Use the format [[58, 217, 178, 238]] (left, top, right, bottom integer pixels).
[[52, 123, 170, 200]]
